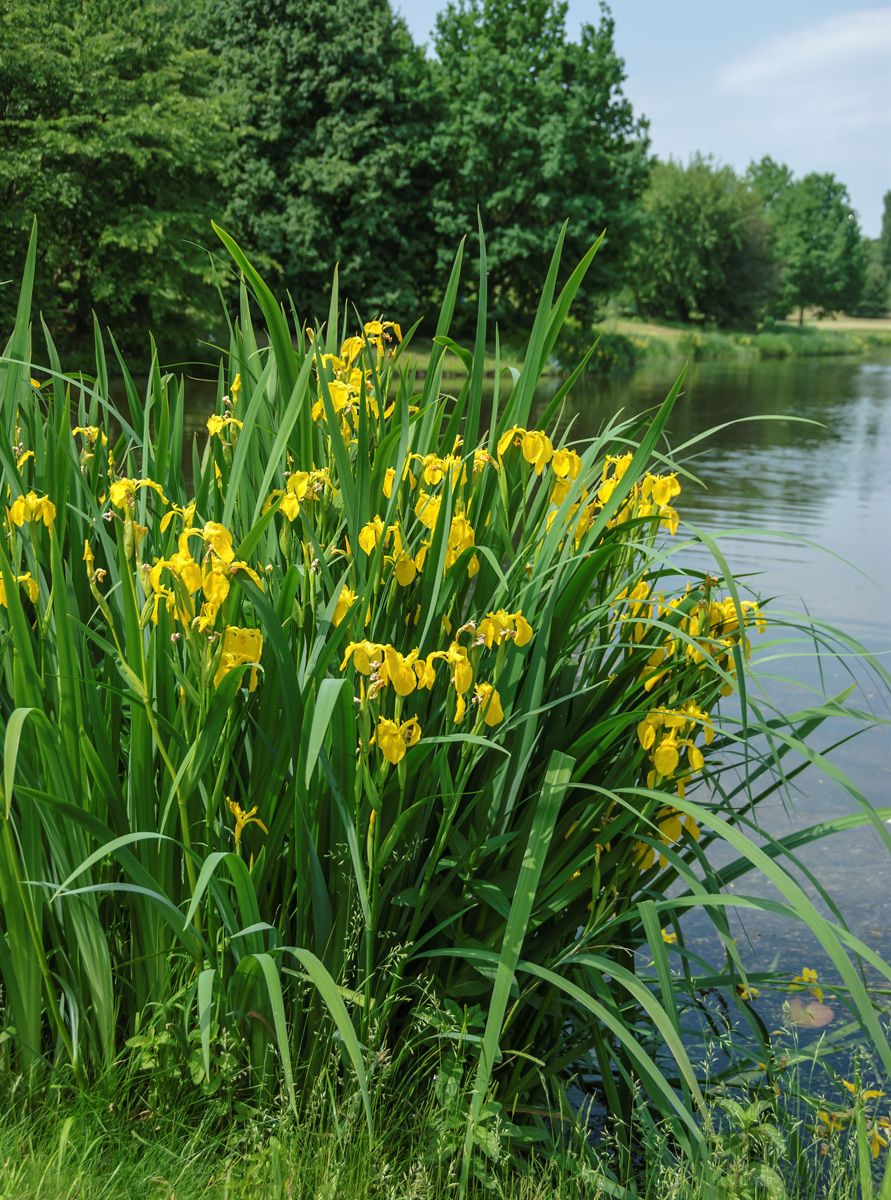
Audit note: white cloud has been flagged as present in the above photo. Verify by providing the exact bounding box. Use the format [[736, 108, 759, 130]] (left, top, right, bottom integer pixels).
[[639, 8, 891, 234], [720, 9, 891, 94]]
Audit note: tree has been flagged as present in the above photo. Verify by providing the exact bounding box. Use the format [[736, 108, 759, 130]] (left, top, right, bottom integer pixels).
[[431, 0, 649, 329], [763, 173, 864, 322], [628, 157, 775, 326], [855, 240, 888, 317], [867, 190, 891, 316], [0, 0, 232, 354], [746, 156, 794, 212], [879, 191, 891, 275], [209, 0, 439, 323]]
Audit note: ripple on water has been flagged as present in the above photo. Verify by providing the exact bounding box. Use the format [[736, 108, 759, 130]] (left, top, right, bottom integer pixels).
[[563, 352, 891, 992]]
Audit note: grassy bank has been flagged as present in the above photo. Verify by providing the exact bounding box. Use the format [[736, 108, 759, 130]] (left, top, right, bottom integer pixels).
[[0, 1081, 577, 1199], [0, 1072, 887, 1200], [402, 316, 891, 383], [398, 339, 554, 380], [588, 315, 891, 370]]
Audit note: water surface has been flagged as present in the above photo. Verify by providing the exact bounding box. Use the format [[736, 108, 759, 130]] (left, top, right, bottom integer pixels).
[[559, 355, 891, 992]]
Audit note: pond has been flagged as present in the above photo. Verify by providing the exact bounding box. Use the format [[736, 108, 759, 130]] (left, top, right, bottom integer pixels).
[[555, 353, 891, 994]]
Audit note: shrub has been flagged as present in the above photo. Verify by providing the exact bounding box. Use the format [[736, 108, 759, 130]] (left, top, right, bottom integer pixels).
[[2, 223, 889, 1187], [555, 320, 640, 373], [675, 330, 754, 361]]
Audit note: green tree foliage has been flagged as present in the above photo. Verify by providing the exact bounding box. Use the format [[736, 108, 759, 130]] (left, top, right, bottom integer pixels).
[[855, 240, 888, 317], [756, 169, 864, 321], [210, 0, 439, 323], [866, 191, 891, 317], [431, 0, 649, 328], [879, 190, 891, 274], [629, 157, 774, 326], [0, 0, 232, 353], [746, 155, 794, 212]]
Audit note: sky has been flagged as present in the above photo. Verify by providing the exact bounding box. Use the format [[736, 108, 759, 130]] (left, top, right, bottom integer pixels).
[[394, 0, 891, 236]]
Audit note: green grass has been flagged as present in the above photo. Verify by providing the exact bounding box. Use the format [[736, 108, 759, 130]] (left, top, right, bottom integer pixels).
[[576, 316, 891, 372], [0, 1084, 564, 1199], [1, 1064, 888, 1200], [2, 219, 891, 1193], [398, 337, 541, 379]]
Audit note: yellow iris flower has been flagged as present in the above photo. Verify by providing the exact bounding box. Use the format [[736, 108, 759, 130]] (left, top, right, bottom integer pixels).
[[551, 447, 582, 480], [358, 516, 385, 555], [414, 491, 442, 531], [652, 735, 679, 777], [376, 716, 421, 765], [159, 501, 196, 534], [474, 682, 504, 727], [381, 646, 419, 697], [521, 430, 554, 474], [226, 796, 267, 846], [201, 521, 235, 565], [333, 585, 357, 627], [0, 571, 38, 607], [207, 414, 244, 437], [477, 609, 533, 649], [108, 477, 167, 512], [214, 626, 264, 691], [636, 808, 701, 871], [445, 515, 476, 574], [8, 490, 56, 529], [792, 967, 824, 1002], [341, 640, 385, 675], [496, 426, 554, 474]]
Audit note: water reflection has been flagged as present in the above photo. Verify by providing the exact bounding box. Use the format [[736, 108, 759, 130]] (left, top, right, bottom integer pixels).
[[561, 354, 891, 665]]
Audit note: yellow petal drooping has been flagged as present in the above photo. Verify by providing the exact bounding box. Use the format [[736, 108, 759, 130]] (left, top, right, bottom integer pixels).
[[653, 738, 679, 777], [376, 716, 421, 764], [214, 626, 264, 691], [475, 683, 504, 726]]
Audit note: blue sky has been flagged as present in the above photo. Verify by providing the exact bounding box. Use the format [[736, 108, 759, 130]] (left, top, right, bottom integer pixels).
[[395, 1, 891, 236]]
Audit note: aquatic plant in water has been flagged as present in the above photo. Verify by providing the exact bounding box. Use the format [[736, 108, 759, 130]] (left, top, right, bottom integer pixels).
[[1, 221, 889, 1190]]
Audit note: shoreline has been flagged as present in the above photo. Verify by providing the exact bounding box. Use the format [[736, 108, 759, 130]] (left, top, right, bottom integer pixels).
[[399, 317, 891, 380], [591, 315, 891, 368]]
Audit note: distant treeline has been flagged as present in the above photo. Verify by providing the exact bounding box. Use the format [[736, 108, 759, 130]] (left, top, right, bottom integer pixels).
[[631, 157, 889, 328], [1, 0, 889, 356]]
